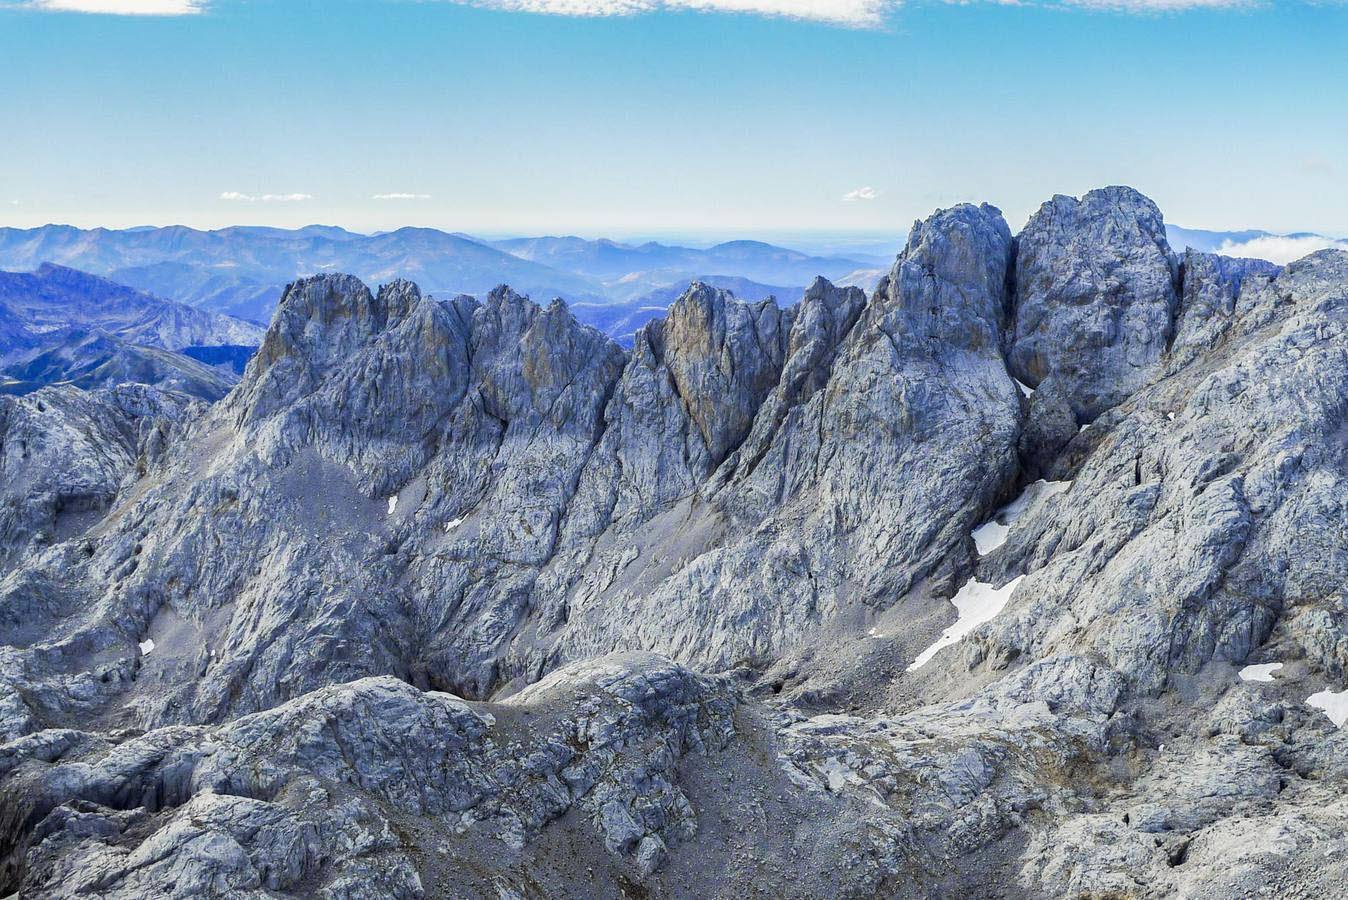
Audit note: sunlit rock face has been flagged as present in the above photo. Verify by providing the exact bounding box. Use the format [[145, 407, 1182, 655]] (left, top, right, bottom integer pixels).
[[3, 188, 1348, 899]]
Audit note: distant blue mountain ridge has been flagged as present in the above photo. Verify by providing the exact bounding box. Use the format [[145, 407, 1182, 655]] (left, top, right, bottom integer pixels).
[[1, 223, 1340, 371], [0, 225, 878, 325]]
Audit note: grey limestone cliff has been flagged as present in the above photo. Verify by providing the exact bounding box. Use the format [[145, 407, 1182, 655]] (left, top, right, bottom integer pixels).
[[2, 187, 1348, 898]]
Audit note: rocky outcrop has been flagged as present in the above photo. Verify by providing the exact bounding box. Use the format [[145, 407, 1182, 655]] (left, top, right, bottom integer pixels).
[[0, 384, 204, 576], [1169, 249, 1281, 370], [1010, 187, 1180, 470], [551, 202, 1021, 682], [978, 249, 1348, 696], [655, 282, 790, 465], [1, 655, 735, 898], [4, 187, 1348, 898]]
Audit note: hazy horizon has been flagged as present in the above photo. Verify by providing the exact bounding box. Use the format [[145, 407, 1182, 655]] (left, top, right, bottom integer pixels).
[[4, 1, 1346, 237]]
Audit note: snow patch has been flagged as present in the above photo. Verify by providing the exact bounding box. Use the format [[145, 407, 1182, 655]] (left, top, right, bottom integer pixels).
[[444, 516, 464, 533], [971, 520, 1011, 557], [139, 638, 155, 655], [971, 480, 1071, 556], [387, 495, 397, 516], [907, 575, 1025, 672], [1239, 662, 1283, 682], [1014, 378, 1035, 398], [1307, 689, 1348, 727]]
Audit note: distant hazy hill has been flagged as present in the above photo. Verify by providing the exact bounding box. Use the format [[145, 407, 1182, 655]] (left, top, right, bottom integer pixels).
[[570, 274, 804, 345], [488, 235, 873, 301], [0, 225, 608, 322], [0, 265, 261, 399], [0, 264, 263, 357], [0, 225, 882, 324], [1, 329, 236, 400]]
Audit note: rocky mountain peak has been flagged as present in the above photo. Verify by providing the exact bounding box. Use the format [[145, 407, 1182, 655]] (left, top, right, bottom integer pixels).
[[1010, 185, 1180, 415], [874, 202, 1014, 357], [653, 280, 790, 465], [5, 189, 1348, 898], [236, 274, 439, 425]]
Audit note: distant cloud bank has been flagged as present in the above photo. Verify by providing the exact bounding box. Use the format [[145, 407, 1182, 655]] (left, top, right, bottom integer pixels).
[[842, 186, 879, 202], [455, 0, 888, 26], [219, 192, 314, 203], [23, 0, 204, 14], [12, 0, 1285, 23], [448, 0, 1264, 26], [1217, 234, 1348, 265]]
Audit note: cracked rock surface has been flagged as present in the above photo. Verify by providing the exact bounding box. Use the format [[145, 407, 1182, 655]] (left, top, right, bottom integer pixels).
[[3, 186, 1348, 897]]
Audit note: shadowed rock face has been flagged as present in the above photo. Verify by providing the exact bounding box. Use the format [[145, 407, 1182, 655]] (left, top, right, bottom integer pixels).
[[1011, 186, 1179, 419], [655, 282, 790, 466], [1168, 249, 1281, 371], [3, 188, 1348, 899]]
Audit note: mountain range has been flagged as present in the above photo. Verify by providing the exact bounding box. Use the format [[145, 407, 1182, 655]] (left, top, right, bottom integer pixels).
[[2, 187, 1348, 897], [0, 225, 879, 326], [0, 264, 263, 399]]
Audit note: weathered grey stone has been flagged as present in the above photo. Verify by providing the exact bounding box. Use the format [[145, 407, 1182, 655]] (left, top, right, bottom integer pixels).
[[3, 189, 1348, 899], [1010, 186, 1179, 422], [978, 249, 1348, 698], [0, 383, 203, 577]]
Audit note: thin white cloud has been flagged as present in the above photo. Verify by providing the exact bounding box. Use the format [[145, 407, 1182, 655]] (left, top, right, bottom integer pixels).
[[1216, 235, 1348, 266], [448, 0, 1268, 25], [219, 192, 314, 203], [372, 193, 432, 200], [453, 0, 889, 26], [24, 0, 204, 14], [842, 186, 879, 202], [1056, 0, 1252, 8]]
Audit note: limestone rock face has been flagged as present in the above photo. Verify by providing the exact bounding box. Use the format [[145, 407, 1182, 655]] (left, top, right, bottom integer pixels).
[[979, 249, 1348, 696], [0, 384, 203, 576], [655, 282, 790, 465], [552, 202, 1022, 678], [4, 188, 1348, 899], [2, 656, 736, 899], [1169, 249, 1281, 370], [1010, 186, 1179, 421]]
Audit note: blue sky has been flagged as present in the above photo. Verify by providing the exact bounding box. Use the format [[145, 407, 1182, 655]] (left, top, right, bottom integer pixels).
[[2, 0, 1345, 238]]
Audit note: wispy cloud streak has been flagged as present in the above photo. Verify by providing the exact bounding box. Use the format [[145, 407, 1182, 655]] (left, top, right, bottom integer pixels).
[[447, 0, 1256, 27], [219, 192, 314, 202], [842, 186, 879, 201], [23, 0, 205, 14]]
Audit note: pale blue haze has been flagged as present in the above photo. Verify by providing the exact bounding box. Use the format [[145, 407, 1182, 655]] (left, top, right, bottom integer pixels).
[[2, 0, 1345, 236]]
